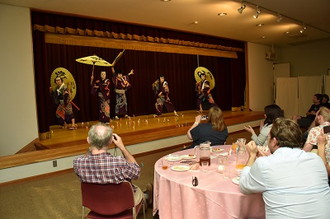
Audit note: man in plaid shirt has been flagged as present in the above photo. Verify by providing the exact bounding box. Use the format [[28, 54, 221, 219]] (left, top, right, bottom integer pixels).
[[73, 123, 150, 206]]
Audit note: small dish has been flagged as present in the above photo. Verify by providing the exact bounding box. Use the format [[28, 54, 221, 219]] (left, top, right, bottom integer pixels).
[[165, 154, 181, 162], [181, 154, 196, 160], [171, 165, 190, 172], [212, 148, 224, 153]]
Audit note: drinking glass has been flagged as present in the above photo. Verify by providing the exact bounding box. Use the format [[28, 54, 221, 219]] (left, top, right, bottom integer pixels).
[[231, 142, 238, 153], [237, 138, 246, 146], [201, 161, 209, 172], [158, 158, 169, 170], [223, 164, 232, 179]]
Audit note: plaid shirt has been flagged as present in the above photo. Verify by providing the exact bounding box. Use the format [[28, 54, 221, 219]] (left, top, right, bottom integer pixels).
[[73, 152, 140, 184]]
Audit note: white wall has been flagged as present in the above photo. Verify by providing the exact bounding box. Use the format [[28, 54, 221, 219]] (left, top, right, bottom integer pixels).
[[0, 4, 38, 155], [247, 43, 275, 111], [278, 39, 330, 77]]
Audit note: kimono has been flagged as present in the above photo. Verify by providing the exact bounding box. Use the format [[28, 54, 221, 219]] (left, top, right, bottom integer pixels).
[[152, 80, 175, 115], [196, 79, 216, 111], [92, 79, 110, 123], [113, 74, 131, 116], [51, 83, 74, 125]]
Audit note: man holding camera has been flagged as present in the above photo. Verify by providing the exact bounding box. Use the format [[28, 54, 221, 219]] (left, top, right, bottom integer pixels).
[[73, 123, 152, 207]]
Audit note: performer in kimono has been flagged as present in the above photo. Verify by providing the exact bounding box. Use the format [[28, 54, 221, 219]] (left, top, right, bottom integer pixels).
[[112, 67, 134, 119], [91, 71, 111, 123], [49, 76, 76, 129], [196, 71, 216, 113], [152, 75, 178, 116]]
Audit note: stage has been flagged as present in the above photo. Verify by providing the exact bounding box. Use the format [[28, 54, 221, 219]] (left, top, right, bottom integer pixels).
[[40, 110, 264, 150], [0, 110, 263, 170]]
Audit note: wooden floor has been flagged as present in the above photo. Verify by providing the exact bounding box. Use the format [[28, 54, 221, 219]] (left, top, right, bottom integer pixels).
[[0, 110, 263, 170], [41, 110, 263, 150]]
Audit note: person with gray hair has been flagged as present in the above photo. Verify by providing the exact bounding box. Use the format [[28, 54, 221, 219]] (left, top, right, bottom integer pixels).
[[240, 118, 330, 218], [73, 123, 153, 207]]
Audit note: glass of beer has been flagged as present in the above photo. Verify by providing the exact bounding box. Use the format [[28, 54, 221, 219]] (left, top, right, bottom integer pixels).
[[158, 158, 169, 170]]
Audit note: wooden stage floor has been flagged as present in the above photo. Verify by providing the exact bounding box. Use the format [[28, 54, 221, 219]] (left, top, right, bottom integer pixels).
[[40, 110, 264, 150], [0, 110, 263, 170]]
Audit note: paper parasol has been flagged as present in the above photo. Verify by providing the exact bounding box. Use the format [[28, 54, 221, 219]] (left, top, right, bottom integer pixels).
[[76, 55, 112, 76], [194, 66, 215, 90]]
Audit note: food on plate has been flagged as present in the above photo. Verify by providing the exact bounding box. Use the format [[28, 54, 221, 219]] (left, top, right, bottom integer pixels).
[[166, 154, 181, 161], [171, 165, 190, 171], [181, 154, 196, 160], [212, 148, 224, 153]]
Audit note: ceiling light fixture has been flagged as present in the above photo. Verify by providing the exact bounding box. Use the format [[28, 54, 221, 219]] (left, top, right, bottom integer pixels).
[[300, 24, 307, 33], [160, 0, 171, 2], [237, 1, 246, 14], [253, 6, 261, 19]]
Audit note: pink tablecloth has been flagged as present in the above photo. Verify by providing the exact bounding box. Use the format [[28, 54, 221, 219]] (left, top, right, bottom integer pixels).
[[153, 145, 265, 219]]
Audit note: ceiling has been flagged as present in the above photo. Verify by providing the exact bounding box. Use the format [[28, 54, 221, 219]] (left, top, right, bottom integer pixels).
[[1, 0, 330, 47]]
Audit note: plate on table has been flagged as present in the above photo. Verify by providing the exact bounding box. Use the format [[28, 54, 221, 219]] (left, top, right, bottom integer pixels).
[[165, 155, 181, 162], [171, 165, 190, 172], [181, 154, 196, 160], [212, 148, 224, 153], [232, 177, 240, 185]]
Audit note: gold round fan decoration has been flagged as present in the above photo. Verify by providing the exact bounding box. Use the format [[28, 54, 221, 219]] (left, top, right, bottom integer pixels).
[[194, 66, 215, 89], [50, 67, 77, 101]]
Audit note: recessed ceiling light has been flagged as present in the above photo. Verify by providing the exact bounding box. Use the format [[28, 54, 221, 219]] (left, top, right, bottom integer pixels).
[[193, 21, 199, 24], [161, 0, 171, 2], [256, 23, 264, 27], [261, 36, 266, 39], [218, 12, 227, 16]]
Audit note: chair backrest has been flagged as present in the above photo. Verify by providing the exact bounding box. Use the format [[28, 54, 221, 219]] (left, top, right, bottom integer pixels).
[[81, 181, 135, 216]]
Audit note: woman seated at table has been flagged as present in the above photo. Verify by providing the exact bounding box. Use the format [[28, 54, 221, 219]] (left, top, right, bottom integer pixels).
[[244, 104, 284, 146], [186, 106, 228, 149]]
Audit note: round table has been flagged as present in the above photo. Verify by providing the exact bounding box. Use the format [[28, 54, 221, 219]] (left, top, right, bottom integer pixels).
[[153, 145, 265, 219]]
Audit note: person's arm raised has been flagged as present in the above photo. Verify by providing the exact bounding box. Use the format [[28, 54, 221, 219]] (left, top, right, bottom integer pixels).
[[112, 133, 137, 164], [187, 115, 202, 140]]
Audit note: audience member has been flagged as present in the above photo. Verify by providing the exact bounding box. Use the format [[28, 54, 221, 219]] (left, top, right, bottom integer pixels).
[[322, 94, 330, 109], [293, 93, 322, 129], [240, 118, 330, 218], [303, 107, 330, 152], [244, 104, 283, 146], [317, 134, 330, 185], [186, 106, 228, 149], [73, 124, 152, 207]]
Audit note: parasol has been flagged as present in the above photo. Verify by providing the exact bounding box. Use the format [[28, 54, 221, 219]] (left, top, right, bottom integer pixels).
[[194, 66, 215, 90], [75, 55, 112, 77]]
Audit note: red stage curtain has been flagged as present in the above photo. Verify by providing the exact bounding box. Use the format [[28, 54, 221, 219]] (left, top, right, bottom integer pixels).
[[31, 12, 246, 133]]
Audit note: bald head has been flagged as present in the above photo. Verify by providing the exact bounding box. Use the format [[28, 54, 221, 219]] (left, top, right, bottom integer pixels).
[[88, 124, 113, 149]]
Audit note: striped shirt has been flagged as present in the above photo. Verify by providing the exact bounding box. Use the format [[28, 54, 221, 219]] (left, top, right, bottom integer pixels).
[[73, 152, 140, 184]]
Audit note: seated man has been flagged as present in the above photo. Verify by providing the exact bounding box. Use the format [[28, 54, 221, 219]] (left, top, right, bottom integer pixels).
[[294, 93, 322, 129], [322, 94, 330, 109], [240, 118, 330, 218], [73, 123, 152, 208], [303, 107, 330, 152]]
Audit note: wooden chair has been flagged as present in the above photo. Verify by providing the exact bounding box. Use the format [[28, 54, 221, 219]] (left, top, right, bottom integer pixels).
[[81, 181, 145, 219]]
